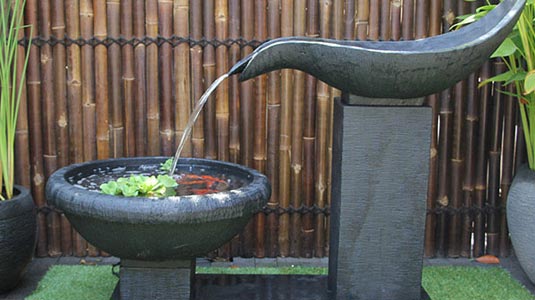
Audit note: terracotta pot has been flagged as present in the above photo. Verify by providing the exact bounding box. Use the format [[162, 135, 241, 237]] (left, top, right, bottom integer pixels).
[[0, 185, 37, 292], [507, 164, 535, 284]]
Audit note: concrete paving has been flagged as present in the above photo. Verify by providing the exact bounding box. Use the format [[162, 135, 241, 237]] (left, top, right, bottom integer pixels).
[[0, 255, 533, 299]]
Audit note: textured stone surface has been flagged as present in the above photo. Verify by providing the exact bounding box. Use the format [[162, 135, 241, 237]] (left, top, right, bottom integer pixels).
[[507, 165, 535, 284], [329, 98, 431, 299], [234, 0, 524, 99], [0, 186, 37, 293], [45, 157, 270, 261]]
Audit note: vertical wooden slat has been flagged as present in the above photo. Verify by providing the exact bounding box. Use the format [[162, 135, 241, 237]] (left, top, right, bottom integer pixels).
[[159, 0, 174, 156], [301, 0, 318, 258], [356, 0, 369, 40], [174, 0, 192, 158], [133, 0, 146, 156], [448, 80, 466, 258], [289, 0, 305, 257], [379, 0, 390, 40], [64, 0, 84, 256], [265, 0, 281, 257], [94, 0, 110, 159], [228, 0, 240, 163], [77, 0, 94, 257], [203, 0, 217, 160], [390, 0, 402, 41], [39, 0, 62, 258], [108, 0, 123, 158], [122, 0, 136, 157], [368, 0, 379, 40], [401, 0, 414, 40], [415, 0, 428, 39], [487, 60, 505, 256], [146, 0, 160, 156], [460, 74, 478, 258], [25, 0, 48, 257], [473, 61, 491, 257], [215, 0, 229, 162], [253, 0, 267, 258], [190, 0, 205, 158], [239, 0, 255, 257], [499, 86, 516, 257], [52, 0, 68, 169], [278, 0, 293, 257], [314, 0, 331, 257], [344, 0, 355, 40]]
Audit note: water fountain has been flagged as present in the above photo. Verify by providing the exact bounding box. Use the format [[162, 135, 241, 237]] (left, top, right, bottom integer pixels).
[[45, 0, 523, 299]]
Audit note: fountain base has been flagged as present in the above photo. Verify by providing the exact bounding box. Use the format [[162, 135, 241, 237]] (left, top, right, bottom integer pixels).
[[111, 259, 194, 300], [329, 95, 432, 299]]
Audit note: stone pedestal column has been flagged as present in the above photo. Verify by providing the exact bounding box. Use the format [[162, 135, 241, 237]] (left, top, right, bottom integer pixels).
[[329, 94, 431, 300]]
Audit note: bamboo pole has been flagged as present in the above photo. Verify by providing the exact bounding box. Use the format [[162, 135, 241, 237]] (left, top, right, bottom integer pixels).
[[25, 0, 48, 256], [301, 0, 318, 258], [344, 0, 355, 40], [356, 0, 369, 40], [64, 0, 83, 256], [238, 0, 255, 257], [203, 0, 217, 160], [159, 0, 174, 156], [76, 0, 94, 257], [379, 0, 390, 40], [94, 0, 110, 159], [107, 0, 123, 158], [277, 0, 293, 257], [415, 0, 428, 39], [473, 61, 491, 257], [174, 0, 192, 158], [39, 0, 62, 258], [499, 86, 516, 257], [216, 0, 229, 162], [265, 0, 281, 257], [288, 0, 305, 257], [253, 0, 267, 258], [487, 60, 506, 256], [401, 0, 414, 40], [423, 0, 441, 258], [368, 0, 379, 40], [390, 0, 401, 40], [313, 0, 331, 257], [134, 0, 146, 156], [429, 0, 442, 37], [448, 80, 466, 258], [228, 0, 240, 163], [52, 0, 68, 169], [146, 0, 160, 156], [460, 74, 478, 257], [190, 0, 204, 158], [122, 0, 136, 157]]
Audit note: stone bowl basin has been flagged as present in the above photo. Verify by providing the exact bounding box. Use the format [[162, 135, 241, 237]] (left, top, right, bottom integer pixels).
[[45, 157, 271, 261]]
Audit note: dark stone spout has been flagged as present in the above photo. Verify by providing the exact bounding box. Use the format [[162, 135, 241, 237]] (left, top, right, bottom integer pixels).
[[231, 0, 524, 99]]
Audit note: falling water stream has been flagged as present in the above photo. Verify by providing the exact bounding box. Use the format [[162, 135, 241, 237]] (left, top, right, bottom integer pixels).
[[168, 73, 230, 176]]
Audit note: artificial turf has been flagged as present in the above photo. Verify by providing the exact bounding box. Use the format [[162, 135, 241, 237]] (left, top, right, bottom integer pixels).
[[26, 265, 534, 300]]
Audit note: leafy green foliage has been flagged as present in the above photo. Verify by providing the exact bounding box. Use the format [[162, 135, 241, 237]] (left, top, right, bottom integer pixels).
[[456, 1, 535, 171], [100, 174, 178, 198], [160, 158, 174, 172], [0, 0, 32, 200]]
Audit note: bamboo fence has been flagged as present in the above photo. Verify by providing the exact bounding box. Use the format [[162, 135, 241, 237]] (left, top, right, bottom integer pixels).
[[13, 0, 526, 258]]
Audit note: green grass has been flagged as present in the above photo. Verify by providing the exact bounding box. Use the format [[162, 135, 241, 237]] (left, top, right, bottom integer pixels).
[[26, 265, 534, 300]]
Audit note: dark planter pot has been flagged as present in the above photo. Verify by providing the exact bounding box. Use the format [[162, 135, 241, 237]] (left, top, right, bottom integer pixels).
[[507, 164, 535, 284], [0, 185, 37, 293], [46, 157, 271, 261]]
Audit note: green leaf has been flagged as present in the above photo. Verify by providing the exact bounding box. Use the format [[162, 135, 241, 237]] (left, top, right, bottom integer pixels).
[[160, 158, 173, 171], [121, 185, 139, 197], [100, 181, 120, 196], [157, 175, 178, 188], [491, 38, 518, 58], [479, 70, 517, 87], [524, 70, 535, 94]]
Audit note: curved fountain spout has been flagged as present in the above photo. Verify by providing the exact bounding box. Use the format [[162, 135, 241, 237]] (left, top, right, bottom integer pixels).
[[231, 0, 525, 99]]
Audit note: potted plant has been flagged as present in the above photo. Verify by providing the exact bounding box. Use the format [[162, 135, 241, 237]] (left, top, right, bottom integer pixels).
[[457, 0, 535, 283], [0, 0, 36, 293]]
